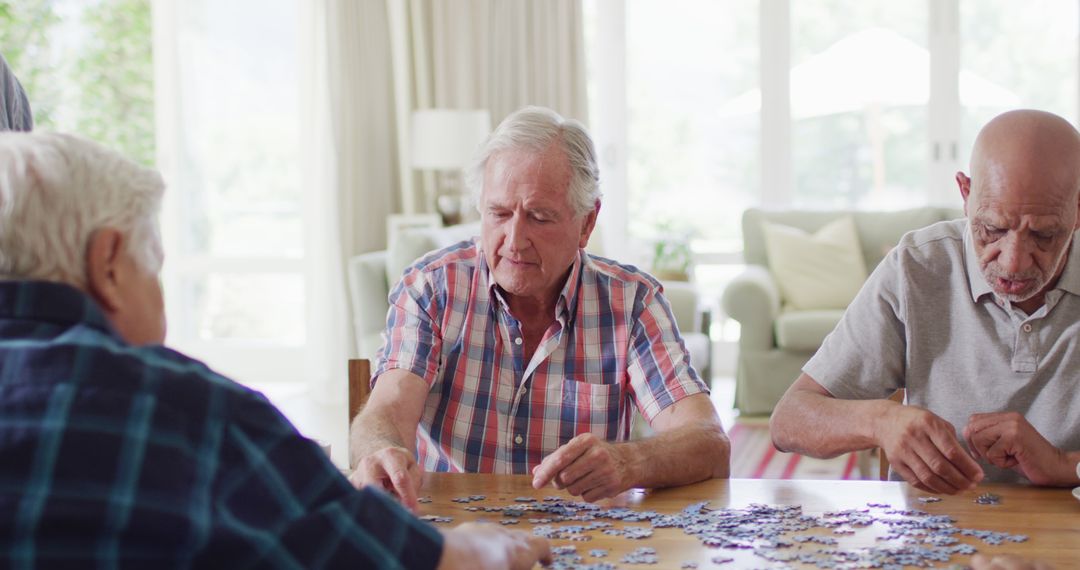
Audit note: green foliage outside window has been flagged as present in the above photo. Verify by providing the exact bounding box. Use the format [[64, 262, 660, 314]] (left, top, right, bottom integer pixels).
[[0, 0, 154, 166]]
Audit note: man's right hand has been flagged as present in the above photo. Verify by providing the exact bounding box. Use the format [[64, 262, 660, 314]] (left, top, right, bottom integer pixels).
[[439, 522, 552, 570], [348, 446, 423, 511], [874, 404, 984, 494]]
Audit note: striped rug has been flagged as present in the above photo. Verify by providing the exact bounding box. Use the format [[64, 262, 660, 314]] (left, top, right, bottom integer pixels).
[[729, 421, 866, 480]]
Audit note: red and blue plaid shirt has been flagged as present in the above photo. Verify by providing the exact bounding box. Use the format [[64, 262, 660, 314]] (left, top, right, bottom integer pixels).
[[374, 240, 708, 474]]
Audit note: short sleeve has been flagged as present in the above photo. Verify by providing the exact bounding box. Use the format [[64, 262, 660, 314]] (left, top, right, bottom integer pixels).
[[626, 285, 710, 422], [803, 247, 908, 400], [373, 266, 445, 388]]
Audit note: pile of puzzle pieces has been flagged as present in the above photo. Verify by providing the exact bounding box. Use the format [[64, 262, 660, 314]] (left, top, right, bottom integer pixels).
[[419, 494, 1025, 569]]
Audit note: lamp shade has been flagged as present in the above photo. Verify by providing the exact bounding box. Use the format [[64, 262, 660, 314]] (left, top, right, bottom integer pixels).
[[410, 109, 492, 170]]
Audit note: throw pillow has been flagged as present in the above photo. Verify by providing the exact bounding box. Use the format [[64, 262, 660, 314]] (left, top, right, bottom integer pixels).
[[761, 216, 868, 310]]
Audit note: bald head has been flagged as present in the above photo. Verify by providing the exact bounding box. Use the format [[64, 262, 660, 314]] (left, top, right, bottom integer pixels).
[[960, 110, 1080, 312], [969, 109, 1080, 208]]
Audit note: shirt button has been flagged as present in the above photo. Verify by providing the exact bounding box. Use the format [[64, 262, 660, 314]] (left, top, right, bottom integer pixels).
[[514, 337, 523, 346], [514, 434, 524, 445], [1022, 323, 1033, 332]]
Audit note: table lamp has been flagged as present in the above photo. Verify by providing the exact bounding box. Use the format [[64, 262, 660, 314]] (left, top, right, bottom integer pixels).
[[410, 109, 492, 224]]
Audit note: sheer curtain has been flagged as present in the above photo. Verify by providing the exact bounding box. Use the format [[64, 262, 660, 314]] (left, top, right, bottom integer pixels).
[[419, 0, 589, 119], [303, 0, 589, 403]]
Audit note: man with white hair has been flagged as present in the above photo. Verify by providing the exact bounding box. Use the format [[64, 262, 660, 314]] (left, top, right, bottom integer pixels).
[[0, 132, 550, 569], [771, 109, 1080, 493], [350, 106, 730, 508]]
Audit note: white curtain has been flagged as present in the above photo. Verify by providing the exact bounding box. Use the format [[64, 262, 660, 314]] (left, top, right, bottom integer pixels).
[[303, 0, 404, 404], [302, 0, 589, 404], [402, 0, 590, 212], [418, 0, 589, 121]]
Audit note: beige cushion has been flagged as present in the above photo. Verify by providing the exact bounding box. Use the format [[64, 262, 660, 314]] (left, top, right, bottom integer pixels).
[[762, 216, 868, 310], [775, 309, 845, 351]]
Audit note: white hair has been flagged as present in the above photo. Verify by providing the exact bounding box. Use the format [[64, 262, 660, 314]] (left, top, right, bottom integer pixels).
[[466, 106, 601, 217], [0, 132, 165, 287]]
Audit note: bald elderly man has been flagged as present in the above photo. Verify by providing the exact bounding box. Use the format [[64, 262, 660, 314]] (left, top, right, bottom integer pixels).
[[771, 109, 1080, 493]]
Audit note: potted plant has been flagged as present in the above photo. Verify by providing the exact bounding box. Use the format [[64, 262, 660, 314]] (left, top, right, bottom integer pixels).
[[650, 223, 694, 281]]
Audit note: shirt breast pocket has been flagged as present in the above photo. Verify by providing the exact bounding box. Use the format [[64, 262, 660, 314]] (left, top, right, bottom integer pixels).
[[559, 377, 622, 414], [556, 378, 624, 441]]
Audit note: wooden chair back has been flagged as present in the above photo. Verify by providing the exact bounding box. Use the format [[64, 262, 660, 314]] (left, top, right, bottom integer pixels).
[[878, 388, 906, 480], [348, 359, 372, 426]]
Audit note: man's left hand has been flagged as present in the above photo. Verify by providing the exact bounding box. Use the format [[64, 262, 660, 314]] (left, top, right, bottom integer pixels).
[[963, 412, 1073, 486], [530, 433, 634, 502]]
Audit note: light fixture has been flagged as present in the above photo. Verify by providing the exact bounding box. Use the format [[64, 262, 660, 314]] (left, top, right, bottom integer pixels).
[[410, 109, 492, 224]]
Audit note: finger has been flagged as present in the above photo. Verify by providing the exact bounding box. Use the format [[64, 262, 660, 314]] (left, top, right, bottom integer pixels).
[[925, 428, 984, 486], [898, 447, 962, 495], [532, 436, 593, 489], [962, 421, 985, 459], [556, 447, 604, 490], [966, 411, 1000, 426], [889, 457, 941, 494], [566, 472, 601, 497], [530, 536, 552, 566], [375, 453, 419, 509], [964, 429, 985, 461], [965, 412, 1011, 436], [409, 461, 424, 495], [968, 423, 1019, 469], [387, 466, 419, 511], [365, 466, 399, 495], [347, 470, 367, 490], [983, 433, 1020, 469], [582, 484, 616, 503]]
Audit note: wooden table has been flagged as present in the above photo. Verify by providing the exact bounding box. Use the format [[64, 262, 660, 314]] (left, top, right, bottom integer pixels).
[[417, 474, 1080, 568]]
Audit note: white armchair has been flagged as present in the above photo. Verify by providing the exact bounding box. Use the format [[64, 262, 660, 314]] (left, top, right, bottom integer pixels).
[[346, 223, 481, 358], [660, 280, 712, 383]]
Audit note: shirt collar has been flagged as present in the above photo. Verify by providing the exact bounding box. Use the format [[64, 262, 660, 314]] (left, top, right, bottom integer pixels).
[[0, 280, 118, 337], [1051, 231, 1080, 297], [964, 221, 1080, 302], [481, 246, 585, 321]]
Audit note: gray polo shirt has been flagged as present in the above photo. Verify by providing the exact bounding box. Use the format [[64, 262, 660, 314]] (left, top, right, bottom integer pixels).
[[805, 218, 1080, 484]]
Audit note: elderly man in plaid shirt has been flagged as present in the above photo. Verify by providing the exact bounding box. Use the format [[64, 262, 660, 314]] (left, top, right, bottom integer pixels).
[[350, 106, 730, 508], [0, 132, 550, 569]]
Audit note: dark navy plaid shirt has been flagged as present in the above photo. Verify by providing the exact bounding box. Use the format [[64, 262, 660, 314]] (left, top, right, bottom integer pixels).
[[0, 280, 443, 569]]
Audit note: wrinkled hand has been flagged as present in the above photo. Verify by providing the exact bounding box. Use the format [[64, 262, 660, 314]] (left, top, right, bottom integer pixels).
[[348, 446, 422, 511], [439, 522, 552, 570], [875, 405, 983, 494], [531, 433, 632, 502], [970, 553, 1053, 570], [963, 412, 1068, 486]]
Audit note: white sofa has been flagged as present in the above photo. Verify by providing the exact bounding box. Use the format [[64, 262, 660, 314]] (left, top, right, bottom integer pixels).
[[721, 207, 962, 415], [346, 225, 712, 381]]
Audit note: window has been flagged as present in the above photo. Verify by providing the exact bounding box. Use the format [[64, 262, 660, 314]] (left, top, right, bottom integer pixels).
[[585, 0, 759, 259], [2, 0, 313, 385], [625, 0, 760, 254], [0, 0, 153, 164], [155, 0, 307, 383], [959, 0, 1079, 152], [587, 0, 1080, 260], [790, 2, 928, 209]]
